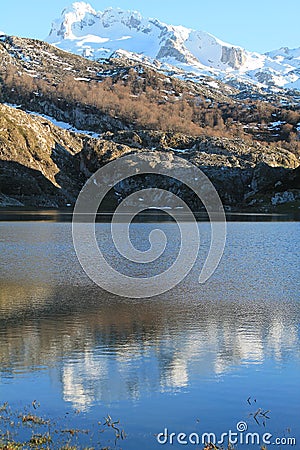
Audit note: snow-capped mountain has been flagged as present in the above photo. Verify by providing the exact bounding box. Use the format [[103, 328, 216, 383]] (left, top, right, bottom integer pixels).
[[47, 2, 300, 90]]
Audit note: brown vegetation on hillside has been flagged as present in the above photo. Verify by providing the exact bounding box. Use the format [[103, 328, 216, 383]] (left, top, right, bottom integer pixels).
[[1, 43, 299, 155]]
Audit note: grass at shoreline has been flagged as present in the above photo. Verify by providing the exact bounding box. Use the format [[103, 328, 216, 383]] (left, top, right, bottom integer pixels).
[[0, 402, 125, 450], [0, 402, 270, 450]]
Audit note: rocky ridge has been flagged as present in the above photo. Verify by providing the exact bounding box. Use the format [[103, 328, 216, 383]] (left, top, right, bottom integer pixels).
[[0, 103, 299, 211]]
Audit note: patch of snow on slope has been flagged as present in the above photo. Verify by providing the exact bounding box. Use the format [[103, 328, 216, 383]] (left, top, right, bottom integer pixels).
[[4, 102, 101, 138]]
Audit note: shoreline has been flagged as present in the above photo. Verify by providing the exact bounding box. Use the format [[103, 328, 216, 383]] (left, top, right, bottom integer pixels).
[[0, 208, 299, 222]]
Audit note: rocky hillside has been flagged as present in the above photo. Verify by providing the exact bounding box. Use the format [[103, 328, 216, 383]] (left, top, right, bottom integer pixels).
[[0, 33, 299, 212], [0, 103, 299, 211], [1, 35, 300, 143], [0, 103, 84, 207]]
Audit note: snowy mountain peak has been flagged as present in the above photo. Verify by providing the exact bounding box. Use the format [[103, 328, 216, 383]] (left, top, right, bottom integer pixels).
[[46, 2, 300, 91], [48, 2, 98, 41], [47, 3, 251, 70], [62, 2, 96, 16], [48, 3, 148, 42], [101, 8, 143, 29]]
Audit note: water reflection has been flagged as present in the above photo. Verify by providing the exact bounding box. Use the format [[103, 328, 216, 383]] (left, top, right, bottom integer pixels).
[[1, 282, 299, 410], [0, 220, 299, 428]]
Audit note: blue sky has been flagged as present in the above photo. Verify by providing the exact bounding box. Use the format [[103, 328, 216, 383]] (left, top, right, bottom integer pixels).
[[0, 0, 299, 53]]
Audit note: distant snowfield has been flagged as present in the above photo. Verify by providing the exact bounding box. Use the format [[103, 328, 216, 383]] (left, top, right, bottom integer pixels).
[[45, 2, 300, 91]]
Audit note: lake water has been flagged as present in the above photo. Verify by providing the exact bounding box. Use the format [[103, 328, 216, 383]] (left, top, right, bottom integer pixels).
[[0, 221, 299, 449]]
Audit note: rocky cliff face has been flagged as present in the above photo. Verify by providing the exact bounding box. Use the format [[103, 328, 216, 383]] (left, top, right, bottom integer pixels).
[[81, 131, 300, 210], [1, 103, 299, 211], [0, 104, 84, 207], [221, 46, 247, 70]]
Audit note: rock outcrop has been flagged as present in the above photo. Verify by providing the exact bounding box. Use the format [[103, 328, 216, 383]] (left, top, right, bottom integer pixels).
[[0, 103, 84, 207], [1, 103, 298, 211], [221, 46, 247, 70]]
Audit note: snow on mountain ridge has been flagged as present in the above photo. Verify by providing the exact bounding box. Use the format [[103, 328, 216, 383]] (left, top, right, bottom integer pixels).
[[265, 47, 300, 69], [46, 2, 300, 91], [47, 3, 257, 70]]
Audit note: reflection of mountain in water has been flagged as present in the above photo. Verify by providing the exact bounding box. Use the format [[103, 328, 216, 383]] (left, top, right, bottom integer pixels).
[[1, 283, 299, 410]]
